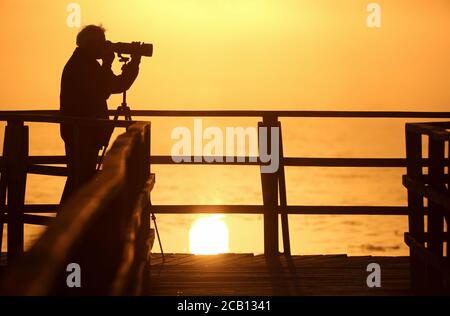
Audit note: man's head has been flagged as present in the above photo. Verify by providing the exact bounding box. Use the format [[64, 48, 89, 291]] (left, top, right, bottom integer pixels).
[[76, 25, 107, 59]]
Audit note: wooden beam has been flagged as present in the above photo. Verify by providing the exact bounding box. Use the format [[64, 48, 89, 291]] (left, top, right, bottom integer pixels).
[[403, 176, 450, 214], [259, 116, 279, 256], [108, 109, 450, 118], [149, 205, 413, 215], [3, 109, 450, 120], [150, 156, 449, 168], [405, 128, 426, 293], [27, 164, 67, 176], [3, 214, 54, 226], [4, 121, 28, 261], [276, 120, 290, 255]]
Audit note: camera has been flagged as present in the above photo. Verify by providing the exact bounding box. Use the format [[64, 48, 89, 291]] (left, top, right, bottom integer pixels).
[[109, 41, 153, 57]]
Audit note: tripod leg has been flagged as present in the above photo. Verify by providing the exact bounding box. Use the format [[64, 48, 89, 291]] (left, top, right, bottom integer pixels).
[[101, 105, 125, 170], [124, 107, 132, 121], [151, 213, 165, 263], [114, 105, 124, 121], [0, 171, 8, 254], [96, 146, 107, 171]]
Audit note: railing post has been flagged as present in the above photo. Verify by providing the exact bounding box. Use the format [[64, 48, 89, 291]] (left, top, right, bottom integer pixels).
[[276, 120, 291, 256], [405, 125, 425, 292], [448, 141, 450, 260], [4, 120, 28, 262], [141, 123, 151, 294], [427, 136, 446, 292], [144, 123, 151, 177], [259, 116, 279, 256]]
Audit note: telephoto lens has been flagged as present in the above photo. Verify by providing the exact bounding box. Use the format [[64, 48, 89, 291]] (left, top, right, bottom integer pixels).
[[111, 42, 153, 57]]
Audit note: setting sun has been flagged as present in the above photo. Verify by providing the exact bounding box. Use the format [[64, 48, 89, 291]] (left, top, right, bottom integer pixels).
[[189, 215, 229, 255]]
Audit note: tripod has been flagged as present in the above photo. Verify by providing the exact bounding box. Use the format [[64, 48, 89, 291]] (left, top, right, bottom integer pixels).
[[97, 54, 133, 171], [114, 54, 133, 121], [97, 54, 165, 262]]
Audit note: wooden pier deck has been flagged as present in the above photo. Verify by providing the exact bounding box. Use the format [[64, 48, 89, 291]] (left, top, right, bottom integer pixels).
[[148, 254, 411, 296]]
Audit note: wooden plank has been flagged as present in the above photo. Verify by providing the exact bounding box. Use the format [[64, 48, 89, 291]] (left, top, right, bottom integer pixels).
[[2, 156, 447, 171], [27, 164, 67, 176], [150, 205, 264, 214], [284, 205, 412, 215], [428, 139, 445, 256], [2, 214, 54, 226], [23, 204, 59, 213], [22, 214, 54, 226], [148, 254, 412, 296], [4, 122, 28, 261], [403, 176, 450, 214], [150, 156, 424, 168], [150, 204, 412, 215], [277, 121, 291, 255], [0, 113, 135, 128], [150, 155, 450, 168], [259, 116, 279, 255], [26, 156, 67, 165], [404, 127, 426, 293]]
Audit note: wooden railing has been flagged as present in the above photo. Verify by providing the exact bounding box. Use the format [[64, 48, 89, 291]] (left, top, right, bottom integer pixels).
[[2, 110, 450, 259], [0, 116, 154, 295], [0, 114, 133, 261], [122, 110, 450, 257], [403, 122, 450, 295]]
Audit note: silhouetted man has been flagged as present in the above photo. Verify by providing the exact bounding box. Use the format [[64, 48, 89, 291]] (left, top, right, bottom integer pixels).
[[60, 25, 141, 203]]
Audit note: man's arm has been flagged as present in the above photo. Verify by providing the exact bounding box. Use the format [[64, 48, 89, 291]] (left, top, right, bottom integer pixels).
[[101, 44, 141, 94], [103, 58, 141, 94]]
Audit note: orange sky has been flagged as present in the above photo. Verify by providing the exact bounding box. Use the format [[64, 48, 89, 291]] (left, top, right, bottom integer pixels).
[[0, 0, 449, 111]]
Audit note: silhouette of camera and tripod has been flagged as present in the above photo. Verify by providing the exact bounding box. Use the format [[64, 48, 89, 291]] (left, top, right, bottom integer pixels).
[[98, 53, 165, 261]]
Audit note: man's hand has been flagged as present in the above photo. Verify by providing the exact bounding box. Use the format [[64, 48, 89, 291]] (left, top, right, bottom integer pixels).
[[102, 43, 115, 67], [130, 42, 142, 65]]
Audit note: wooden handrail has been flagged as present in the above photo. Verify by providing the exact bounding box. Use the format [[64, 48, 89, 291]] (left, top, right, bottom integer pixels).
[[0, 112, 135, 128], [2, 109, 450, 119], [118, 110, 450, 118], [0, 204, 424, 216]]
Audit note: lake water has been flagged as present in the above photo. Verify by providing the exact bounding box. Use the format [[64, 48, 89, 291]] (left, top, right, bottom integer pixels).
[[1, 116, 442, 256]]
